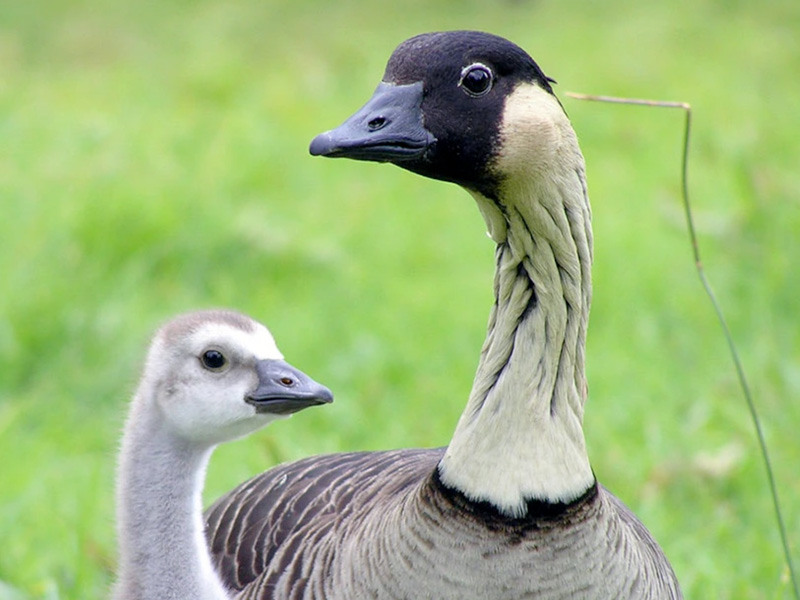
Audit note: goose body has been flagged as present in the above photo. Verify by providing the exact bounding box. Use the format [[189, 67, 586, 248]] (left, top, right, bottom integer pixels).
[[208, 450, 674, 599], [206, 31, 682, 598], [113, 310, 332, 600]]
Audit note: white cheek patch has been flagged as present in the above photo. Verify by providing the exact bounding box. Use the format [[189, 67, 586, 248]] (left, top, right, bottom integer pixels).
[[168, 389, 268, 444]]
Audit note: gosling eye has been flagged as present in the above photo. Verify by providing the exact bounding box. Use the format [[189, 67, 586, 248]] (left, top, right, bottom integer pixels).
[[200, 349, 228, 372], [459, 63, 494, 97]]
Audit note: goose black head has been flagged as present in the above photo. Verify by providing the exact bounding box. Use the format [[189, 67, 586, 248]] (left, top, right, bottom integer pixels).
[[310, 31, 557, 198]]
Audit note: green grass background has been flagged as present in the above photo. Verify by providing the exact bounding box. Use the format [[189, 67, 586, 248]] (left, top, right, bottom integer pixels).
[[1, 0, 798, 598]]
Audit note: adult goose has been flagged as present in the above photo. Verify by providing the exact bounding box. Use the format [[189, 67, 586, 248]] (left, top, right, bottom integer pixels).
[[113, 310, 333, 600], [206, 31, 682, 599]]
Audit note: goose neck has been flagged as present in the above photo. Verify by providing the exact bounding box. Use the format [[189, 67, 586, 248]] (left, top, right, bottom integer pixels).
[[438, 167, 595, 515], [114, 396, 230, 600]]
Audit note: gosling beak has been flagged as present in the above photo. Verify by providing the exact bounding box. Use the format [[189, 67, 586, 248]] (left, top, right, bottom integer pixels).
[[309, 81, 435, 162], [246, 359, 333, 415]]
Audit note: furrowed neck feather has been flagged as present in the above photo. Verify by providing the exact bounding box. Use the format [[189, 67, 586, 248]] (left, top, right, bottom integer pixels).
[[439, 84, 595, 515]]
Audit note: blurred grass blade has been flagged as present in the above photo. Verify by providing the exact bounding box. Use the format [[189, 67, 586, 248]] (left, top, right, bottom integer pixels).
[[566, 91, 799, 600]]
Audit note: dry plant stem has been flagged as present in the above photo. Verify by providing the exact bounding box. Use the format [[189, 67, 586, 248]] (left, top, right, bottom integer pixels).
[[566, 91, 799, 600]]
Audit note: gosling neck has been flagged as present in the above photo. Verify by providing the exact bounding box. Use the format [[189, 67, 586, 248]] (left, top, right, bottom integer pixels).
[[438, 134, 595, 517], [114, 390, 230, 600]]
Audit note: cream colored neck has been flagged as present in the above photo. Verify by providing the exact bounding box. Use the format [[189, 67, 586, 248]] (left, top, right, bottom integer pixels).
[[438, 87, 595, 516]]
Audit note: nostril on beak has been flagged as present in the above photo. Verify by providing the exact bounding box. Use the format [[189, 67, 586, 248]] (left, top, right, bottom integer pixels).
[[367, 116, 388, 132]]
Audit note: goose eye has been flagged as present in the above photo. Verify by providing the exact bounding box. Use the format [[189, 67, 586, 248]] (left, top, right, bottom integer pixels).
[[459, 64, 493, 97], [201, 349, 227, 372]]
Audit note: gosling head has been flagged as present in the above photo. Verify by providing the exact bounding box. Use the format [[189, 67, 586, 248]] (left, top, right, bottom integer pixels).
[[310, 30, 568, 199], [136, 309, 333, 446]]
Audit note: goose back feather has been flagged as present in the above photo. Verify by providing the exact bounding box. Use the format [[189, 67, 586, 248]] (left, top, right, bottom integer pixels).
[[207, 449, 678, 599]]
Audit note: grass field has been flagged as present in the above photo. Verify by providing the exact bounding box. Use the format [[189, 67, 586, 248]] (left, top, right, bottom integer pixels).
[[1, 0, 798, 598]]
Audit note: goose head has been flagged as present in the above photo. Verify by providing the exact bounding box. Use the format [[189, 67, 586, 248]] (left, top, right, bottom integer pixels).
[[137, 310, 333, 446], [309, 30, 570, 202]]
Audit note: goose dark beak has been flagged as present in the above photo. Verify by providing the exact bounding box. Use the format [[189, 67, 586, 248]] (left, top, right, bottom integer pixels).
[[309, 81, 435, 162], [246, 359, 333, 415]]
